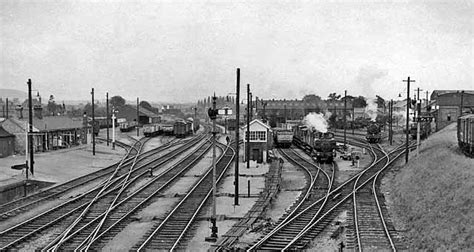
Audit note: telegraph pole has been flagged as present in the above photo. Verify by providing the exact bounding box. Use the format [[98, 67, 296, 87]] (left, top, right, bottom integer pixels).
[[27, 79, 34, 175], [235, 68, 240, 206], [5, 98, 8, 118], [344, 90, 347, 149], [416, 87, 422, 156], [91, 88, 95, 156], [403, 77, 414, 164], [137, 97, 139, 137], [390, 99, 393, 145], [247, 84, 250, 169], [106, 92, 109, 146], [460, 90, 464, 117]]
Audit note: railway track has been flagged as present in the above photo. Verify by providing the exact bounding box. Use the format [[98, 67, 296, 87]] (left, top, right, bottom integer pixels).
[[349, 144, 408, 251], [270, 142, 412, 251], [134, 141, 235, 251], [45, 134, 215, 250], [0, 133, 209, 250], [0, 137, 147, 221], [247, 147, 334, 251]]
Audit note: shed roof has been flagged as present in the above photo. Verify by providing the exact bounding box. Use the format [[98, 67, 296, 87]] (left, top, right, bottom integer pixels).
[[0, 126, 14, 138]]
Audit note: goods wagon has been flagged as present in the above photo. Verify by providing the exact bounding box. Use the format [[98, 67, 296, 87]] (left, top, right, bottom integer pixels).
[[143, 123, 161, 137], [120, 121, 137, 132], [274, 129, 293, 148], [173, 119, 189, 138], [409, 121, 431, 140], [458, 114, 474, 157]]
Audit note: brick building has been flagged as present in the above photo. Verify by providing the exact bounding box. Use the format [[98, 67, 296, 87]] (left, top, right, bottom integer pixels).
[[430, 90, 474, 130]]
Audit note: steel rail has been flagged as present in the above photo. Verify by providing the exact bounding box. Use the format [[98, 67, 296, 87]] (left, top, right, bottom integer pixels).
[[47, 135, 212, 251], [282, 144, 412, 250], [136, 142, 233, 251], [0, 134, 205, 250], [247, 147, 332, 251]]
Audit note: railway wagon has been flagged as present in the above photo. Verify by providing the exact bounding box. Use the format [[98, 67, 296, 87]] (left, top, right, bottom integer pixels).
[[458, 114, 474, 157], [274, 128, 294, 148], [173, 119, 189, 138], [119, 121, 137, 132], [366, 122, 381, 143], [143, 123, 161, 137], [162, 123, 174, 135], [409, 121, 431, 140]]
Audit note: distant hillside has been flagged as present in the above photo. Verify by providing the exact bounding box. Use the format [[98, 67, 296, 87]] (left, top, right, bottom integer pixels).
[[0, 89, 28, 100]]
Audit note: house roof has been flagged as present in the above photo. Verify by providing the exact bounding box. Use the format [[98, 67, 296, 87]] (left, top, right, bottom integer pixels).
[[241, 119, 272, 131], [0, 126, 14, 138], [119, 105, 160, 118]]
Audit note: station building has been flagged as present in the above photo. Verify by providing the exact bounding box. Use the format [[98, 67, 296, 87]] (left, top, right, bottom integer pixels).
[[241, 119, 273, 163], [1, 116, 86, 154], [430, 90, 474, 130]]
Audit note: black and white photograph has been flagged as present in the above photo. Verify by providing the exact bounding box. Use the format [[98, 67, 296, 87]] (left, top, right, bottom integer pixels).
[[0, 0, 472, 251]]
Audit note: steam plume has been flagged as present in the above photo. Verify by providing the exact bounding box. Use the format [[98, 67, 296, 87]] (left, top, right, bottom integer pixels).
[[303, 112, 328, 133]]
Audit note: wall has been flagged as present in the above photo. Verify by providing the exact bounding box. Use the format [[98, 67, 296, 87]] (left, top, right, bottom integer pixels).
[[0, 180, 55, 205]]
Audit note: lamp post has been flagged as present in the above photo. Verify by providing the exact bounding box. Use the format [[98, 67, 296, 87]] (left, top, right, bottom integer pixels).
[[27, 79, 34, 175], [91, 88, 95, 156], [112, 108, 117, 150], [344, 90, 347, 149]]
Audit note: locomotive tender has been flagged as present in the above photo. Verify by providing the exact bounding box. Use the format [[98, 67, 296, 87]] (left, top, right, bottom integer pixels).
[[293, 125, 337, 163], [457, 114, 474, 157]]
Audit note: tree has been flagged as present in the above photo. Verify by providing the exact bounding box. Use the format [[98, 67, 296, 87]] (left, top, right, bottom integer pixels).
[[303, 94, 322, 103], [353, 96, 368, 108], [140, 100, 153, 110], [327, 93, 341, 101], [110, 96, 126, 107]]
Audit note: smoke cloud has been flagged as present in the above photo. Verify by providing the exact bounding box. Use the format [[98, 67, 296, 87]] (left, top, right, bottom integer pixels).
[[303, 112, 328, 133], [366, 98, 378, 121], [355, 65, 389, 98]]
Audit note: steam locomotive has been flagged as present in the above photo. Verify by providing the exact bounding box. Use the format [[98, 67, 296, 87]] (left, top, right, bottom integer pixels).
[[366, 122, 381, 143], [293, 125, 337, 163]]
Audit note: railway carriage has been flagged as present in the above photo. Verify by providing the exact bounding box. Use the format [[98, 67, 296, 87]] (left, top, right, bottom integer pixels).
[[458, 114, 474, 157], [162, 123, 174, 135]]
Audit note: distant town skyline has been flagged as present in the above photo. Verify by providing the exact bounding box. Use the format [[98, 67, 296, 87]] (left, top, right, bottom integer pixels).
[[1, 0, 472, 103]]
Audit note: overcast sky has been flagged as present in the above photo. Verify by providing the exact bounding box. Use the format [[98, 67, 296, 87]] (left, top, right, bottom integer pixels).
[[1, 0, 472, 103]]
